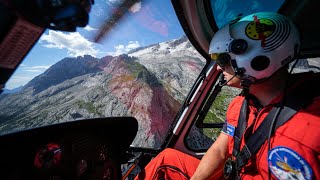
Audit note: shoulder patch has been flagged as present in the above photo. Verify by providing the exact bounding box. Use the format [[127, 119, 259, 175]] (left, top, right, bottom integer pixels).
[[268, 146, 313, 180], [226, 123, 235, 137]]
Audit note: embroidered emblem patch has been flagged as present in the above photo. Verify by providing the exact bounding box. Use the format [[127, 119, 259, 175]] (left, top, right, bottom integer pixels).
[[226, 123, 235, 137], [268, 146, 313, 180]]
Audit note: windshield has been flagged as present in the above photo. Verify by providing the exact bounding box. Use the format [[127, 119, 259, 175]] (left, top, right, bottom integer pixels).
[[0, 0, 206, 149], [211, 0, 285, 28]]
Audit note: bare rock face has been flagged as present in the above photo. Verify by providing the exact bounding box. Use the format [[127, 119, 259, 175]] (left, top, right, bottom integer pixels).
[[0, 36, 206, 148], [101, 55, 181, 147]]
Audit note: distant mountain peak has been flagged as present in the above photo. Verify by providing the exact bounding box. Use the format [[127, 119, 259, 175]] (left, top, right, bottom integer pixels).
[[127, 35, 194, 57], [168, 35, 188, 47], [23, 55, 101, 94], [0, 35, 206, 148]]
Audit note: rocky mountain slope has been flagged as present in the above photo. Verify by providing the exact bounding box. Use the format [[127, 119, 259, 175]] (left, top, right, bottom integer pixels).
[[0, 36, 206, 148], [1, 36, 318, 149]]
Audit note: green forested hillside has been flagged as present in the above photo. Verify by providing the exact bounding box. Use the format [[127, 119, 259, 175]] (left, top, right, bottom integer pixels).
[[203, 86, 241, 141]]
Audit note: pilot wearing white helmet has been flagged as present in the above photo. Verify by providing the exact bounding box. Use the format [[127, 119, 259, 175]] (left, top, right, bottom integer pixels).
[[135, 12, 320, 180]]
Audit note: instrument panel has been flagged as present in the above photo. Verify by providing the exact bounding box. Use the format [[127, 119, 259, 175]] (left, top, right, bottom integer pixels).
[[0, 117, 138, 180]]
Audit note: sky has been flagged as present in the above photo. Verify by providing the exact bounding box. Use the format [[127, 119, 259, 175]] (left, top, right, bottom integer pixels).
[[5, 0, 185, 89]]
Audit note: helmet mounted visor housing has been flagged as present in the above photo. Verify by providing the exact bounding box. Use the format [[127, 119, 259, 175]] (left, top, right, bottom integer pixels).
[[209, 12, 301, 85]]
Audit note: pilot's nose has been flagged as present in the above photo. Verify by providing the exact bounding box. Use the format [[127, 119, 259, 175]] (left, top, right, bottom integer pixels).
[[216, 64, 225, 71]]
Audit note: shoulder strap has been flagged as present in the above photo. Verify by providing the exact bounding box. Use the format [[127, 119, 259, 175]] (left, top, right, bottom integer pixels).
[[232, 94, 261, 157], [233, 73, 320, 169], [235, 104, 298, 168], [232, 95, 249, 157]]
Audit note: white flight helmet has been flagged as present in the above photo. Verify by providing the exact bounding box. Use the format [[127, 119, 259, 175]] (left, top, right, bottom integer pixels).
[[209, 12, 301, 85]]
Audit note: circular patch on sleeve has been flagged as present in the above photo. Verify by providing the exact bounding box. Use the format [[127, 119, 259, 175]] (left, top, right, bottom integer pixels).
[[268, 146, 313, 180]]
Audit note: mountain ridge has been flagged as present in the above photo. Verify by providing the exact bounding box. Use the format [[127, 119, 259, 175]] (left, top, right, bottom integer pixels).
[[0, 36, 206, 148]]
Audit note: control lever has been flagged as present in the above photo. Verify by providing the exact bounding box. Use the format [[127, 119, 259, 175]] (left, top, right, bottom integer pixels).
[[122, 152, 143, 180]]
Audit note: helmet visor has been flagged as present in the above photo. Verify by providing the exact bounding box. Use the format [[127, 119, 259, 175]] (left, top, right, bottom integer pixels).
[[210, 53, 231, 68]]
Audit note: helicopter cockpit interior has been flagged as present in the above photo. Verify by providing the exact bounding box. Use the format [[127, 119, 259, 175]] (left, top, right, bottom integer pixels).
[[0, 0, 319, 179]]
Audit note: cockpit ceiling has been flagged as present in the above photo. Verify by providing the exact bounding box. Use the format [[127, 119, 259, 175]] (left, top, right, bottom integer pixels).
[[172, 0, 320, 60]]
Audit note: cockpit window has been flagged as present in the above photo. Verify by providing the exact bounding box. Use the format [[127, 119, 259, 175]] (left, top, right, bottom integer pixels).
[[0, 0, 206, 149], [210, 0, 285, 28]]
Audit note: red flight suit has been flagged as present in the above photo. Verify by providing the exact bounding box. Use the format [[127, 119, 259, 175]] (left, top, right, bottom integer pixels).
[[135, 73, 320, 179]]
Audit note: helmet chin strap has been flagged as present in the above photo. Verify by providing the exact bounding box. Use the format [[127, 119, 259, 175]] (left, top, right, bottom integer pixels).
[[240, 79, 252, 96], [234, 67, 254, 96]]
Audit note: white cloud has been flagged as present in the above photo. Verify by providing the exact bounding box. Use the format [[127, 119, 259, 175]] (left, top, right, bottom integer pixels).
[[107, 0, 122, 5], [5, 76, 33, 89], [106, 0, 141, 13], [23, 70, 44, 72], [20, 65, 52, 73], [126, 41, 140, 50], [83, 25, 97, 31], [40, 30, 98, 57], [130, 2, 142, 13], [111, 41, 140, 56], [114, 44, 125, 55], [21, 65, 51, 70], [108, 0, 119, 3], [5, 65, 52, 89]]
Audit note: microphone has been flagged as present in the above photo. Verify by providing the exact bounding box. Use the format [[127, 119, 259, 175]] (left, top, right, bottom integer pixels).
[[218, 73, 227, 86], [219, 67, 245, 87], [219, 74, 236, 87]]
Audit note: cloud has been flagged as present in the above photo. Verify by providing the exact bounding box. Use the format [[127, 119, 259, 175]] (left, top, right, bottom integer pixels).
[[40, 30, 99, 57], [112, 41, 140, 55], [5, 65, 52, 89], [108, 0, 120, 3], [130, 2, 142, 13], [21, 65, 51, 70], [20, 65, 52, 73], [107, 0, 123, 5], [106, 0, 141, 13], [23, 70, 43, 72], [83, 25, 97, 31], [127, 41, 140, 49], [5, 76, 33, 89]]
